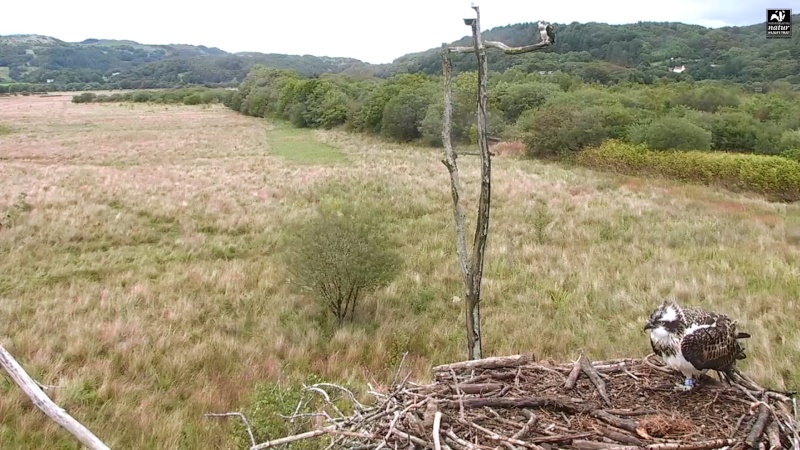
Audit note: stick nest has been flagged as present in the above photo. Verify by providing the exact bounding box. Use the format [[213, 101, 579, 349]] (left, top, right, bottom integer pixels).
[[253, 353, 799, 450]]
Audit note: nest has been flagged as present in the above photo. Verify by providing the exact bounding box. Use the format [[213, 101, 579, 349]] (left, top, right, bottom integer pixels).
[[252, 353, 799, 450]]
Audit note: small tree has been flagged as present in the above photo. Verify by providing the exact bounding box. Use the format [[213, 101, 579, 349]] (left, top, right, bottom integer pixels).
[[286, 206, 402, 327]]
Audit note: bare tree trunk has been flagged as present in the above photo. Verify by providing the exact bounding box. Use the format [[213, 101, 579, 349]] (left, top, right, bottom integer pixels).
[[0, 342, 110, 450], [441, 5, 554, 361]]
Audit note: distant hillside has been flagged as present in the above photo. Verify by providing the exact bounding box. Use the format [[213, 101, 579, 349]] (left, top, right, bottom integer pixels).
[[391, 14, 800, 85], [1, 14, 798, 92], [0, 34, 371, 90]]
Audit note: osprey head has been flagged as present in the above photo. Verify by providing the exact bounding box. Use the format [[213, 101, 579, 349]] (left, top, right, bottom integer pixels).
[[644, 299, 685, 336]]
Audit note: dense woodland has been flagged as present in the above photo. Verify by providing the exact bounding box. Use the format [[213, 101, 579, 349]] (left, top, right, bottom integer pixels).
[[3, 13, 799, 92]]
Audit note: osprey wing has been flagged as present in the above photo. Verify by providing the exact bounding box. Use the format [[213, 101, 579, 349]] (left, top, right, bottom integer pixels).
[[680, 317, 744, 372]]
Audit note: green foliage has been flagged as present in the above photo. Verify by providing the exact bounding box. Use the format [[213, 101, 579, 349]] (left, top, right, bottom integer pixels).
[[628, 116, 712, 151], [495, 81, 562, 122], [710, 110, 764, 152], [779, 130, 800, 152], [0, 123, 13, 136], [284, 203, 402, 327], [781, 148, 800, 162], [381, 89, 433, 142], [71, 92, 96, 103], [578, 140, 800, 202], [70, 87, 234, 105], [520, 102, 634, 158], [234, 378, 327, 450]]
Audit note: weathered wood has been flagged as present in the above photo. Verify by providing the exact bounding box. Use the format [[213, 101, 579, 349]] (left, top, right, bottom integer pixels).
[[579, 353, 613, 407], [745, 403, 771, 449], [595, 424, 647, 446], [564, 356, 582, 390], [433, 354, 535, 375], [591, 410, 640, 434], [441, 5, 552, 362], [442, 395, 584, 412], [0, 342, 110, 450], [765, 420, 781, 450]]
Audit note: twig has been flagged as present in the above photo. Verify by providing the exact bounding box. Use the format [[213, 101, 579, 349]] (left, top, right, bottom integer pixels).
[[459, 418, 546, 449], [374, 411, 400, 450], [205, 412, 256, 448], [392, 351, 409, 387], [452, 369, 466, 421], [643, 353, 674, 374], [579, 354, 613, 407], [433, 411, 443, 450], [510, 411, 538, 440]]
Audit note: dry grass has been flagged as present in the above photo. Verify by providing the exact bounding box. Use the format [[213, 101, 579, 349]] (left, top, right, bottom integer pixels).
[[1, 94, 798, 449]]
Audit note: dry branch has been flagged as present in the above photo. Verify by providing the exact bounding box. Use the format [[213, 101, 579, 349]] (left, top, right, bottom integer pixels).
[[0, 342, 110, 450]]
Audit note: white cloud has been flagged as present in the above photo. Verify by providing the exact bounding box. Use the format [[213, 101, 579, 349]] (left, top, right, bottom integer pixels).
[[1, 0, 779, 64]]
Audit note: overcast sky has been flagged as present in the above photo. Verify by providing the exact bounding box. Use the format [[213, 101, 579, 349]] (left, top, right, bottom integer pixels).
[[1, 0, 784, 64]]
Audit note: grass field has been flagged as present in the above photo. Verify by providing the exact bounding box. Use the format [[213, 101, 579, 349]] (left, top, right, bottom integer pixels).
[[1, 94, 799, 449]]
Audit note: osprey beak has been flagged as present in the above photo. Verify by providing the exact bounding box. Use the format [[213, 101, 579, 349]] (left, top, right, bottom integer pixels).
[[643, 321, 654, 331]]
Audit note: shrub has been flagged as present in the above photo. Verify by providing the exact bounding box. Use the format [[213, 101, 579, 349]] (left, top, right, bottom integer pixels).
[[782, 148, 800, 162], [520, 103, 634, 158], [234, 379, 326, 450], [71, 92, 97, 104], [710, 110, 763, 152], [285, 205, 402, 327], [381, 89, 431, 142], [627, 116, 712, 151], [779, 130, 800, 152], [182, 93, 202, 105], [577, 140, 800, 202]]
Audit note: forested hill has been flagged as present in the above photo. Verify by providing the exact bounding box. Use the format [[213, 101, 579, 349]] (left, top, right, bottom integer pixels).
[[392, 14, 800, 85], [0, 34, 371, 90], [2, 13, 799, 92]]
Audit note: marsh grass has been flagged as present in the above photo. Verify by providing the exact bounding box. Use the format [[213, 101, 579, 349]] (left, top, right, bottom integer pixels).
[[265, 122, 347, 165], [0, 95, 798, 449]]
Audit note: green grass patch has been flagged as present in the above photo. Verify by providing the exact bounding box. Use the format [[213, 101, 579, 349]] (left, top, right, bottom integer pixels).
[[0, 123, 13, 136], [577, 140, 800, 202], [265, 125, 347, 165], [0, 67, 11, 82]]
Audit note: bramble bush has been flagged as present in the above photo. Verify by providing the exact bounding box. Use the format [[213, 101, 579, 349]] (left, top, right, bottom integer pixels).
[[577, 140, 800, 202]]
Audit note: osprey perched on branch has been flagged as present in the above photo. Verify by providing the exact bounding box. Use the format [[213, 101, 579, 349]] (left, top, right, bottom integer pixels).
[[644, 299, 750, 391], [538, 21, 555, 44]]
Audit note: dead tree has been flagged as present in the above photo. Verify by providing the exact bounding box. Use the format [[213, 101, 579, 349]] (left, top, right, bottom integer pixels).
[[440, 6, 553, 360], [0, 342, 110, 450]]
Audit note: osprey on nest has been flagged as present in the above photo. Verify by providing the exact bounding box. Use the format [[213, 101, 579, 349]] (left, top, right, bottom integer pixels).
[[538, 21, 555, 45], [644, 299, 750, 392]]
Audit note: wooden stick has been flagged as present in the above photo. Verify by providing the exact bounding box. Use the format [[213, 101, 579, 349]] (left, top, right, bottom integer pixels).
[[432, 354, 535, 375], [459, 419, 545, 449], [0, 343, 110, 450], [766, 420, 782, 450], [579, 354, 613, 407], [433, 411, 443, 450], [746, 404, 771, 449], [564, 355, 582, 390]]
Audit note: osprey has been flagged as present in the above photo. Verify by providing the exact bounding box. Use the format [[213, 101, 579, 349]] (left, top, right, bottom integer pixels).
[[644, 299, 750, 391], [538, 21, 555, 45]]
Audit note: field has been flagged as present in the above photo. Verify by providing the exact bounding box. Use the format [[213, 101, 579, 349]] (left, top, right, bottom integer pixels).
[[1, 94, 799, 449]]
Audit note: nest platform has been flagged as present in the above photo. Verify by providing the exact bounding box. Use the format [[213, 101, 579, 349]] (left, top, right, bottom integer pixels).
[[252, 353, 799, 450]]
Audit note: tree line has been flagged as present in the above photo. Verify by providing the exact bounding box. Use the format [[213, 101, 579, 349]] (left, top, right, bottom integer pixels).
[[221, 64, 800, 201]]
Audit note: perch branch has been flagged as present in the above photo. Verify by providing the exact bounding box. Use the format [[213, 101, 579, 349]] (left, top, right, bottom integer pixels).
[[0, 342, 110, 450]]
